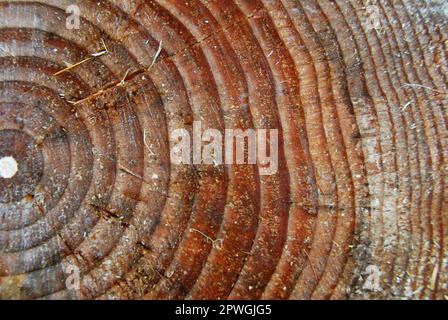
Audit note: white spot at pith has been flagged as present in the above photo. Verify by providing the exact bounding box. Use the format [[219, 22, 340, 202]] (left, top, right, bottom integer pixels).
[[0, 156, 18, 179]]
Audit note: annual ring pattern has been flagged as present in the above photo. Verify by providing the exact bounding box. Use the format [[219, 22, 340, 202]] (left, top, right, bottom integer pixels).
[[0, 0, 447, 300]]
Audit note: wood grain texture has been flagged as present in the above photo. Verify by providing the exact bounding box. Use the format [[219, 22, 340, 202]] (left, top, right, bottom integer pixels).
[[0, 0, 447, 300]]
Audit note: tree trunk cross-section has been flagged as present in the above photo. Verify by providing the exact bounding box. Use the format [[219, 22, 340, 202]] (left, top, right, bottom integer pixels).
[[0, 0, 447, 300]]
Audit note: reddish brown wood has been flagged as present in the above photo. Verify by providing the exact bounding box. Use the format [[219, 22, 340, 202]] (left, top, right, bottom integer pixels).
[[0, 0, 447, 300]]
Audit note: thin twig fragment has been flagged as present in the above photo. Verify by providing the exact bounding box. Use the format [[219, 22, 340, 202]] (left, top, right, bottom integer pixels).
[[190, 228, 224, 250], [150, 40, 163, 69], [53, 40, 109, 76], [401, 83, 446, 95], [304, 249, 318, 281]]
